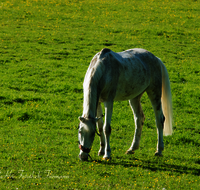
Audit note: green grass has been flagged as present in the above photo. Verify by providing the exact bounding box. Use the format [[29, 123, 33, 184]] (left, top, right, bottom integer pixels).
[[0, 0, 200, 189]]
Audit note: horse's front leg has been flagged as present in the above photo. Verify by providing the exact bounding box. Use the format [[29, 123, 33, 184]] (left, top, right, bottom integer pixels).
[[103, 101, 113, 160], [96, 102, 105, 156]]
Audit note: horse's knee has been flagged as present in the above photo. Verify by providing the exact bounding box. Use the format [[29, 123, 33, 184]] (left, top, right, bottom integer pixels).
[[103, 124, 111, 135], [97, 119, 104, 131], [98, 126, 103, 133], [136, 113, 145, 126]]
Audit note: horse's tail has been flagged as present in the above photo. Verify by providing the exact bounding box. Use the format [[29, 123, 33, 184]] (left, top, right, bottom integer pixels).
[[160, 59, 173, 136]]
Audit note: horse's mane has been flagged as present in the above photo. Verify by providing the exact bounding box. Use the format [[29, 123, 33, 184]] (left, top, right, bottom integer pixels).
[[83, 50, 109, 118]]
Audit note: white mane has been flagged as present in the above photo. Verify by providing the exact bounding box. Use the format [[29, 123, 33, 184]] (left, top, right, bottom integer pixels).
[[82, 53, 103, 118]]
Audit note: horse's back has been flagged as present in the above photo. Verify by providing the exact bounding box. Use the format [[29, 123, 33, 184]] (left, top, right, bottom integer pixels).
[[113, 49, 155, 101], [88, 48, 162, 102]]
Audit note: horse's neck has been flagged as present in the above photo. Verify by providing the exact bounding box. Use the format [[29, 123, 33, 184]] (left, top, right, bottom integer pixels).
[[82, 87, 97, 119], [82, 57, 102, 118]]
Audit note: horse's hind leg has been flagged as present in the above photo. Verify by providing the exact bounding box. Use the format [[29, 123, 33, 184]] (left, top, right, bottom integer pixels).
[[126, 95, 145, 154], [147, 90, 165, 156], [96, 102, 105, 156]]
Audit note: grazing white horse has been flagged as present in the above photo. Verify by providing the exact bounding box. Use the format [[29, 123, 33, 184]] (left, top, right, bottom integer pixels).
[[78, 48, 172, 161]]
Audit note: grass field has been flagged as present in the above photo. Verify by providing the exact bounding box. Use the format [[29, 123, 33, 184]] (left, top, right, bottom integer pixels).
[[0, 0, 200, 189]]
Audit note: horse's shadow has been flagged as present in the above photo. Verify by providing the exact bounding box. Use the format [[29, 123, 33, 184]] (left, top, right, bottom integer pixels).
[[92, 155, 200, 176]]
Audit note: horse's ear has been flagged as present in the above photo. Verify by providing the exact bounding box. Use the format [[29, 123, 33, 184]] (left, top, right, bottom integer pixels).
[[78, 116, 86, 123]]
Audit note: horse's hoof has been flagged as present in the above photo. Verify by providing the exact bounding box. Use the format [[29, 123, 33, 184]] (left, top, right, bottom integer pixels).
[[125, 150, 135, 154], [155, 152, 163, 157], [102, 157, 111, 161]]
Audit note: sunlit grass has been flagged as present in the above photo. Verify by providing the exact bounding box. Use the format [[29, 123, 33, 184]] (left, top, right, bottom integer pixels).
[[0, 0, 200, 189]]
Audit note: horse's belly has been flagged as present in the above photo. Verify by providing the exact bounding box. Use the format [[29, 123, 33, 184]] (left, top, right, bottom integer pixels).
[[114, 84, 147, 101], [114, 72, 150, 101]]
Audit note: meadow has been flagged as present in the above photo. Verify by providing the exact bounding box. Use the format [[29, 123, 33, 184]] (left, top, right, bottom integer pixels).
[[0, 0, 200, 189]]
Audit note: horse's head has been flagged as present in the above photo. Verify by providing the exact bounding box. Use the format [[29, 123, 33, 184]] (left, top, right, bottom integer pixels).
[[78, 116, 99, 161]]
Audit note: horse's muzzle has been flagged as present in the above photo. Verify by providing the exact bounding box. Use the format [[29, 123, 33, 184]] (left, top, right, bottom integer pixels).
[[78, 143, 91, 161], [79, 152, 88, 161]]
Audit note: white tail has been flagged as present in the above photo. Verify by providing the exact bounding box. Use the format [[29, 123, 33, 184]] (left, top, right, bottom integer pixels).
[[161, 61, 173, 136]]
